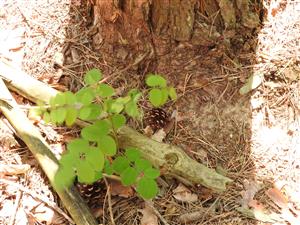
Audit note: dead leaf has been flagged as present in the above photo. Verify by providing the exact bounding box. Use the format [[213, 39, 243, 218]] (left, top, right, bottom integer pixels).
[[248, 200, 264, 211], [240, 179, 261, 208], [236, 206, 282, 223], [198, 187, 213, 201], [140, 202, 158, 225], [108, 179, 134, 198], [266, 187, 288, 209], [173, 183, 198, 203], [266, 188, 300, 225]]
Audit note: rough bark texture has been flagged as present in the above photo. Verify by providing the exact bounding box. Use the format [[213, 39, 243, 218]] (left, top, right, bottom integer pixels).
[[91, 0, 229, 70]]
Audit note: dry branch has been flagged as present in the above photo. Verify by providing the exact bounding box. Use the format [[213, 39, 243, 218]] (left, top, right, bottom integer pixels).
[[0, 60, 232, 192], [0, 77, 97, 224]]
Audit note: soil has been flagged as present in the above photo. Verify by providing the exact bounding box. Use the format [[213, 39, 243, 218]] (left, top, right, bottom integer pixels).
[[1, 0, 300, 225]]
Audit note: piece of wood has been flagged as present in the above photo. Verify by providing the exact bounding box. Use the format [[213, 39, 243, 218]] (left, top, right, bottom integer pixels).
[[118, 126, 231, 191], [0, 78, 98, 225], [0, 59, 232, 192]]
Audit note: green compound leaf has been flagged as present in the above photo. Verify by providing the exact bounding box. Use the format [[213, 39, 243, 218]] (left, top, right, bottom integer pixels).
[[149, 88, 162, 107], [67, 139, 90, 157], [125, 148, 141, 161], [128, 89, 142, 103], [135, 158, 152, 173], [51, 92, 66, 107], [76, 161, 96, 184], [81, 120, 110, 141], [137, 177, 158, 199], [104, 160, 113, 175], [75, 87, 95, 105], [54, 166, 76, 190], [43, 111, 50, 123], [112, 156, 130, 174], [78, 106, 92, 120], [120, 167, 139, 186], [49, 96, 55, 107], [94, 120, 111, 136], [81, 124, 101, 142], [79, 104, 102, 120], [59, 151, 77, 168], [160, 88, 169, 105], [94, 171, 103, 180], [106, 99, 124, 114], [65, 108, 78, 126], [98, 135, 117, 156], [168, 87, 177, 100], [85, 104, 102, 120], [50, 108, 60, 124], [96, 84, 115, 98], [85, 147, 104, 171], [125, 101, 140, 118], [64, 91, 77, 105], [111, 114, 126, 130], [146, 74, 167, 88], [56, 107, 67, 124], [56, 152, 77, 189], [84, 68, 102, 85], [116, 96, 131, 104], [144, 168, 160, 179]]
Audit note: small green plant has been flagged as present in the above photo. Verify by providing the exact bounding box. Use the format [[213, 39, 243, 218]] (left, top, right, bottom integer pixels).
[[146, 74, 177, 107], [36, 69, 176, 199]]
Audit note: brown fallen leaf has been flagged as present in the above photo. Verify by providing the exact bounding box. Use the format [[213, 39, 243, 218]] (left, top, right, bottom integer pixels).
[[248, 199, 265, 211], [108, 179, 134, 198], [173, 183, 198, 203], [266, 187, 300, 225], [265, 187, 288, 209], [140, 202, 158, 225], [240, 179, 261, 208]]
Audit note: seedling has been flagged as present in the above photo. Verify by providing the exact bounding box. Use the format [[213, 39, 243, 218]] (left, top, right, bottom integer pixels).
[[35, 69, 176, 199]]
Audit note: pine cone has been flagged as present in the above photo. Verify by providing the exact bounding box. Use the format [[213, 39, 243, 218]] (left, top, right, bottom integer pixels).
[[144, 108, 169, 132], [76, 181, 103, 209]]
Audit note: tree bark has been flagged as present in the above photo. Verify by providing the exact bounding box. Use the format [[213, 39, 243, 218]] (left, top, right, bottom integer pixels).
[[90, 0, 224, 69], [91, 0, 260, 69]]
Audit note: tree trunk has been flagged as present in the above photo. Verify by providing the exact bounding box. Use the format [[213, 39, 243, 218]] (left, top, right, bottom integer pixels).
[[91, 0, 261, 72]]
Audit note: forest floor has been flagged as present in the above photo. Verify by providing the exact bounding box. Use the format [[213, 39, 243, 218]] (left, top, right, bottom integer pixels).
[[1, 0, 300, 225]]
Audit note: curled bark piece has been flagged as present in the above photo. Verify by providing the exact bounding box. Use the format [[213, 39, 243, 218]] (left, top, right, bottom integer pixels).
[[0, 59, 232, 192]]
